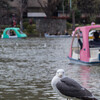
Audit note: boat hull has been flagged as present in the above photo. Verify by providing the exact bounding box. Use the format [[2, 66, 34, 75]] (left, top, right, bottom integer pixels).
[[68, 56, 100, 64], [1, 35, 27, 39], [45, 34, 70, 38]]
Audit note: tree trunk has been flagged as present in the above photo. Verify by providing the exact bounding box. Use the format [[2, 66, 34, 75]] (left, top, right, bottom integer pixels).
[[20, 0, 23, 30], [72, 10, 75, 31], [20, 12, 23, 30]]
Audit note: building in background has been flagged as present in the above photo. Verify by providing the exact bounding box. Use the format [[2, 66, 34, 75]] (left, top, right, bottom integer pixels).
[[8, 0, 68, 18], [8, 0, 47, 18]]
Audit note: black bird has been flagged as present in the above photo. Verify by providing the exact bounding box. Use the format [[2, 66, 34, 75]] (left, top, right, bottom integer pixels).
[[51, 69, 98, 100]]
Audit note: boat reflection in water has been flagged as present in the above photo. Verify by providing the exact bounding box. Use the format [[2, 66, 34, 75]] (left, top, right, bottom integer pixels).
[[79, 66, 91, 88]]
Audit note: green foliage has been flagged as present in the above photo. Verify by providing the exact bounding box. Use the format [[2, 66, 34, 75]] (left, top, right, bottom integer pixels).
[[0, 0, 10, 8], [75, 10, 81, 23], [26, 24, 39, 37], [23, 22, 29, 29], [67, 22, 72, 30], [77, 0, 99, 15], [89, 16, 96, 23], [1, 25, 10, 29], [16, 25, 20, 28], [32, 24, 36, 29], [26, 25, 33, 33], [0, 0, 13, 26], [75, 24, 80, 27], [72, 0, 78, 10]]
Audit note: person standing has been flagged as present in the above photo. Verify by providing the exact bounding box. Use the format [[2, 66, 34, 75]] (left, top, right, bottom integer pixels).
[[13, 20, 16, 27]]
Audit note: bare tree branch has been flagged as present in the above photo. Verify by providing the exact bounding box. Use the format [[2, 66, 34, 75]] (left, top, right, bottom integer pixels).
[[37, 0, 47, 16], [37, 0, 62, 18]]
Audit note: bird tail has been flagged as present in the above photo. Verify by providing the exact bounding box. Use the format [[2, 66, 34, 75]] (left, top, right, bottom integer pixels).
[[92, 98, 98, 100], [82, 97, 98, 100]]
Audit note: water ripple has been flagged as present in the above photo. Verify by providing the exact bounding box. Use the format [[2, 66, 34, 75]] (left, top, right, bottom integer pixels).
[[0, 38, 99, 99]]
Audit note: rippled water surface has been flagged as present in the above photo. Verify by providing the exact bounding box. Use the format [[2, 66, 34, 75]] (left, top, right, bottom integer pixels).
[[0, 38, 100, 100]]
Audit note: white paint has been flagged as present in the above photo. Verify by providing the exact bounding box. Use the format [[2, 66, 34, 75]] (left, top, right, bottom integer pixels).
[[27, 12, 46, 17]]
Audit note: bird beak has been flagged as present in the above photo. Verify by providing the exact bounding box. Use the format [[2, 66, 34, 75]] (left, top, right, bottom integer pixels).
[[58, 73, 63, 78]]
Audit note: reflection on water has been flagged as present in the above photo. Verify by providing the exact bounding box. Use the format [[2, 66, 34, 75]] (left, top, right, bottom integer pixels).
[[79, 65, 91, 88], [0, 38, 100, 100]]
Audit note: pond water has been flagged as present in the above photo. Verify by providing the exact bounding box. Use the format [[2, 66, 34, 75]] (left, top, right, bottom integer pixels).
[[0, 38, 100, 100]]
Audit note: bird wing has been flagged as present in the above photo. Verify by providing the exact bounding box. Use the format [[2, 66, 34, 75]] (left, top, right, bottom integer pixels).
[[56, 77, 92, 99]]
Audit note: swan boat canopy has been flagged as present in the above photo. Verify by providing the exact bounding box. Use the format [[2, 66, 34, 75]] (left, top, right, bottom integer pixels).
[[1, 27, 27, 39], [68, 25, 100, 64]]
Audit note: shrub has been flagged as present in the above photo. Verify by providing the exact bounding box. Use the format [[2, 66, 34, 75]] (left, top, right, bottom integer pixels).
[[26, 25, 33, 33], [16, 25, 20, 28], [67, 22, 72, 30], [23, 22, 29, 29], [1, 25, 10, 29], [75, 24, 79, 27], [26, 24, 39, 37], [32, 24, 36, 29]]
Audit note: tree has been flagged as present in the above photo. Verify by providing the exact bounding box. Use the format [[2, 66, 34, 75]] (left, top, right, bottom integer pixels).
[[15, 0, 27, 30], [69, 0, 78, 30], [57, 0, 70, 14], [32, 0, 67, 36], [77, 0, 98, 14], [67, 0, 100, 28], [37, 0, 62, 18], [77, 0, 100, 22], [0, 0, 12, 26]]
